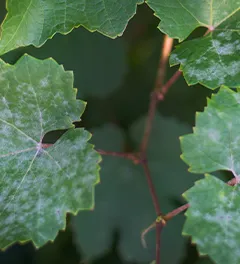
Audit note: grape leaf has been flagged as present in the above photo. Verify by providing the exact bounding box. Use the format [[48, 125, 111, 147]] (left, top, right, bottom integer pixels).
[[0, 0, 143, 55], [180, 86, 240, 177], [0, 54, 100, 249], [146, 0, 240, 88], [183, 175, 240, 264], [72, 114, 200, 262], [146, 0, 239, 41]]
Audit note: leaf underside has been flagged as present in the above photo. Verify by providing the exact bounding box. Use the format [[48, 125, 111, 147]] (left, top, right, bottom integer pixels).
[[0, 54, 100, 249]]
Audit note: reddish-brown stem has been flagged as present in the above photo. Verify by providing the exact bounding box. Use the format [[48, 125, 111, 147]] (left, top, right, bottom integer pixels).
[[157, 71, 182, 101], [140, 70, 182, 153], [204, 26, 214, 36], [227, 177, 240, 186], [140, 92, 159, 153], [156, 221, 163, 264], [97, 149, 139, 163], [97, 27, 216, 264], [154, 36, 174, 92], [163, 203, 190, 222], [140, 36, 174, 154], [138, 35, 175, 264], [142, 162, 161, 216], [41, 143, 53, 149]]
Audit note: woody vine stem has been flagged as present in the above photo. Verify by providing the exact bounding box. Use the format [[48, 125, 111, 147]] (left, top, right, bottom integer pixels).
[[98, 24, 224, 262], [98, 35, 186, 264]]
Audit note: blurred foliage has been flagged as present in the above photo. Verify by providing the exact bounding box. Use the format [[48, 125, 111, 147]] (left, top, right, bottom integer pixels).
[[0, 1, 220, 264], [72, 116, 199, 263]]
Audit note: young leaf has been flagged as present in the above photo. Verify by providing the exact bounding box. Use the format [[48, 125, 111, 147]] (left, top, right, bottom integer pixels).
[[0, 0, 143, 55], [183, 175, 240, 264], [180, 86, 240, 177], [0, 54, 100, 249], [146, 0, 240, 88], [72, 115, 200, 262]]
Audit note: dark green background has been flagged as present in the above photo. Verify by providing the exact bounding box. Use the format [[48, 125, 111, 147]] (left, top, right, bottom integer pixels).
[[0, 1, 223, 263]]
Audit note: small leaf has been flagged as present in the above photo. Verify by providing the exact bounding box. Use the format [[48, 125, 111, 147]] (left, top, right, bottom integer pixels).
[[0, 0, 143, 55], [180, 86, 240, 177], [146, 0, 240, 88], [183, 175, 240, 264], [0, 54, 100, 249]]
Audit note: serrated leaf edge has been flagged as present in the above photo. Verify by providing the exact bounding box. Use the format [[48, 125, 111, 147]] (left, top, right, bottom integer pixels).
[[0, 0, 144, 55]]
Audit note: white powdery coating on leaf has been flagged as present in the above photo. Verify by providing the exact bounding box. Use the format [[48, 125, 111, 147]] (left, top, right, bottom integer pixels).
[[0, 55, 99, 249], [212, 39, 238, 55], [207, 128, 220, 142], [188, 60, 226, 85], [172, 24, 240, 87], [185, 177, 240, 263]]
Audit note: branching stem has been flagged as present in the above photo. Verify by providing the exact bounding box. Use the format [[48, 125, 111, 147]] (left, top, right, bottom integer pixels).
[[163, 203, 190, 221], [142, 162, 162, 216], [41, 143, 53, 149], [154, 36, 174, 92], [95, 33, 194, 264], [96, 149, 139, 163], [138, 35, 176, 264], [155, 221, 163, 264], [156, 71, 182, 101]]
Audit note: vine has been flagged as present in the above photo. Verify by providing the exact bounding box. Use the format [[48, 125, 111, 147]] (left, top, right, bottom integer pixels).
[[95, 35, 188, 264], [0, 1, 239, 264]]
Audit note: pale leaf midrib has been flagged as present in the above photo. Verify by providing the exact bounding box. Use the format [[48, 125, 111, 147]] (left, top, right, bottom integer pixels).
[[177, 0, 209, 27], [0, 149, 39, 217], [0, 147, 36, 158], [0, 118, 37, 143], [214, 7, 240, 29]]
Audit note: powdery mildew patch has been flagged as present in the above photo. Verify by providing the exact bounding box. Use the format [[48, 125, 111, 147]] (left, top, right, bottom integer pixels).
[[181, 87, 240, 178], [0, 55, 100, 249], [183, 175, 240, 264], [169, 3, 240, 88]]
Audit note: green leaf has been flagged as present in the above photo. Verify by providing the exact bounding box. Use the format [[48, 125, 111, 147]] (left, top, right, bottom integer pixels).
[[0, 54, 100, 249], [183, 174, 240, 264], [0, 0, 143, 55], [180, 86, 240, 177], [146, 0, 240, 88], [72, 114, 200, 262], [181, 86, 240, 262], [146, 0, 239, 41], [170, 30, 240, 89]]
